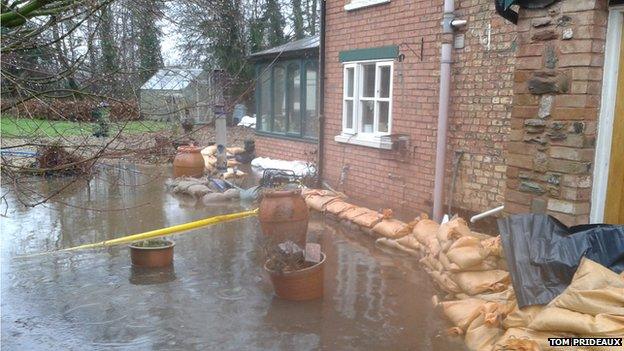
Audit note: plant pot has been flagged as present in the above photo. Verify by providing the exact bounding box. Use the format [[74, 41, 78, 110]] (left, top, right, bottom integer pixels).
[[264, 253, 325, 301], [258, 189, 309, 248], [173, 145, 204, 178], [129, 240, 175, 268]]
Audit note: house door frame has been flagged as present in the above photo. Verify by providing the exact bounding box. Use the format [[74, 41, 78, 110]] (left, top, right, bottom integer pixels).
[[591, 6, 624, 223]]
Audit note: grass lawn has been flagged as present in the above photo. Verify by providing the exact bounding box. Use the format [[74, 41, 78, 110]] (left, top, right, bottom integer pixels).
[[1, 116, 174, 138]]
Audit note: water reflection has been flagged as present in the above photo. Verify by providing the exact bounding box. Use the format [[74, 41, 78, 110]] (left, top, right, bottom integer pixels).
[[1, 164, 466, 350]]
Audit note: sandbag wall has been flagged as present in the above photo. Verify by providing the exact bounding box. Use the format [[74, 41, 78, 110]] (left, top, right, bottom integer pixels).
[[302, 189, 624, 351]]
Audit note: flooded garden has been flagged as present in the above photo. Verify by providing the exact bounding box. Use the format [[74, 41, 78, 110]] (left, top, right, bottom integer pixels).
[[1, 164, 466, 350]]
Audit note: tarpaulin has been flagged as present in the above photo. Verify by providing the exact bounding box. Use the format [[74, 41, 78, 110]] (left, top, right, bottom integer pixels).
[[497, 214, 624, 308]]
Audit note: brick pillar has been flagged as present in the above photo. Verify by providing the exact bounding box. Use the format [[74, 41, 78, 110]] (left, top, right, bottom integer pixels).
[[504, 0, 608, 226]]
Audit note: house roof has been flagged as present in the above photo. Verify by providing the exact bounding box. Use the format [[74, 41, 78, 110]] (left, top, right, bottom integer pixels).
[[249, 35, 319, 59], [141, 68, 204, 91]]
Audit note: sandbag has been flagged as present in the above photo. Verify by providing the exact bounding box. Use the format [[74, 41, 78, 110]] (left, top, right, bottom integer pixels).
[[424, 267, 462, 294], [482, 235, 504, 258], [222, 168, 246, 180], [437, 216, 472, 243], [452, 270, 510, 295], [376, 238, 420, 257], [503, 304, 545, 329], [551, 258, 624, 316], [325, 200, 356, 216], [464, 312, 502, 351], [223, 188, 240, 199], [439, 298, 487, 332], [446, 236, 489, 269], [420, 255, 444, 272], [493, 327, 573, 351], [371, 219, 409, 239], [305, 194, 339, 212], [351, 210, 383, 228], [187, 184, 212, 197], [413, 219, 441, 255], [201, 145, 217, 155], [396, 234, 423, 251], [227, 146, 245, 155], [202, 192, 230, 204], [339, 206, 370, 221], [529, 306, 624, 336], [438, 252, 461, 272]]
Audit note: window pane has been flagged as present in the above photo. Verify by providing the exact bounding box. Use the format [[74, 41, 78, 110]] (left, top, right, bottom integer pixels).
[[259, 67, 271, 131], [287, 64, 301, 134], [345, 67, 354, 98], [304, 65, 318, 138], [345, 100, 353, 129], [361, 100, 374, 133], [378, 101, 389, 133], [379, 65, 391, 98], [362, 64, 375, 98], [273, 65, 286, 133]]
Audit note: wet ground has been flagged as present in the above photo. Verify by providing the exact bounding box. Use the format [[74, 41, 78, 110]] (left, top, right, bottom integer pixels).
[[1, 164, 467, 350]]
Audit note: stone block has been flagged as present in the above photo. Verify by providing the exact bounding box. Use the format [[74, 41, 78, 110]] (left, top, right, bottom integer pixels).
[[538, 95, 554, 118], [519, 180, 545, 194], [531, 198, 547, 213], [532, 29, 558, 41], [527, 70, 570, 95], [548, 158, 591, 174]]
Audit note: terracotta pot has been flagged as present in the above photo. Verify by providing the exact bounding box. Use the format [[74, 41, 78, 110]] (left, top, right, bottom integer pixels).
[[173, 145, 204, 178], [265, 253, 325, 301], [129, 240, 175, 268], [259, 189, 309, 248]]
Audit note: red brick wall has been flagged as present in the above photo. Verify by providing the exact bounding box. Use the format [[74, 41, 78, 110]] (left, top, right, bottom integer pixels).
[[255, 134, 318, 162], [503, 0, 608, 226], [322, 0, 516, 215]]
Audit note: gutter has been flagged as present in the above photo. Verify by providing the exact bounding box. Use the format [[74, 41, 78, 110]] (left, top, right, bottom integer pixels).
[[317, 0, 327, 186], [432, 0, 466, 222]]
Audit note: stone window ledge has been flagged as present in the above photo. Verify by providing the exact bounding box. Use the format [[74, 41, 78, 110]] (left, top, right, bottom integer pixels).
[[334, 134, 393, 149], [344, 0, 390, 11]]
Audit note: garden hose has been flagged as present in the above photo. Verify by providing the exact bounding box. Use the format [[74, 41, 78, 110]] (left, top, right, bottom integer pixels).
[[23, 208, 259, 256]]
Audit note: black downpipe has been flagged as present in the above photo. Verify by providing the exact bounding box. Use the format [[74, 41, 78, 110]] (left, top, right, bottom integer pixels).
[[317, 0, 326, 187]]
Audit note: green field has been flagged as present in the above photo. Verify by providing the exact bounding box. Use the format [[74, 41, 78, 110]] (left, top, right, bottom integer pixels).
[[1, 116, 173, 138]]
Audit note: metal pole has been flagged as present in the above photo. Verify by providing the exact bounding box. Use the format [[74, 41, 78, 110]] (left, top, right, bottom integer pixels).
[[214, 104, 228, 172], [432, 0, 456, 222]]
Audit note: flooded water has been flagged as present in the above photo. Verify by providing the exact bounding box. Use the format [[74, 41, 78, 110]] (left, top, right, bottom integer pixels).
[[1, 164, 466, 350]]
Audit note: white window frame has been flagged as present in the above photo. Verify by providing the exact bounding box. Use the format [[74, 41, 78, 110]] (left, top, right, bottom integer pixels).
[[337, 60, 393, 149], [344, 0, 391, 11], [342, 64, 357, 134]]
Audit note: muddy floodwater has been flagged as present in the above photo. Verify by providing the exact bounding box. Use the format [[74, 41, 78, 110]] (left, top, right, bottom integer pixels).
[[1, 164, 467, 350]]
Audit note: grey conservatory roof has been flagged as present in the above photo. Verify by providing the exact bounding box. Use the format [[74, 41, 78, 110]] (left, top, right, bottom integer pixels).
[[249, 35, 319, 59], [141, 68, 204, 91]]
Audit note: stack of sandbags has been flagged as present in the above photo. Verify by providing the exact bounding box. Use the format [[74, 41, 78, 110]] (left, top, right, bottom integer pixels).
[[495, 258, 624, 351], [201, 146, 247, 177], [301, 189, 409, 239]]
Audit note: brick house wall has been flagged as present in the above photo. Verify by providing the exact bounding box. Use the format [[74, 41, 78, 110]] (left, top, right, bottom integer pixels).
[[255, 135, 318, 162], [321, 0, 516, 215], [504, 0, 609, 226]]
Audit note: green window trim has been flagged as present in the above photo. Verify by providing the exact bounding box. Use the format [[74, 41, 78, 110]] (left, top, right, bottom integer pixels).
[[339, 45, 399, 63], [255, 59, 319, 140]]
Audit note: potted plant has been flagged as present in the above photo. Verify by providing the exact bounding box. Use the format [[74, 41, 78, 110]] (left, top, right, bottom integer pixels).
[[129, 239, 175, 268], [263, 241, 325, 301]]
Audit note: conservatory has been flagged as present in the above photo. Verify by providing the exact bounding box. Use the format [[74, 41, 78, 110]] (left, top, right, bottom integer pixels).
[[250, 36, 319, 140]]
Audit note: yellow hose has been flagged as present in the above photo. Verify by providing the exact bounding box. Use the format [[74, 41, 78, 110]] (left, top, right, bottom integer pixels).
[[59, 208, 259, 252]]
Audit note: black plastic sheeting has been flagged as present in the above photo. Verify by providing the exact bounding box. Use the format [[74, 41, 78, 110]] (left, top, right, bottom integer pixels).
[[497, 214, 624, 308]]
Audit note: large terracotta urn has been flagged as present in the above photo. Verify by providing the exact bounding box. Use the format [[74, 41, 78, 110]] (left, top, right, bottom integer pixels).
[[259, 189, 309, 248], [173, 145, 204, 178]]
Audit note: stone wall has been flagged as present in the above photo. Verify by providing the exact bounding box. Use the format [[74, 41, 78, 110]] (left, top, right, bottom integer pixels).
[[504, 0, 608, 225]]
